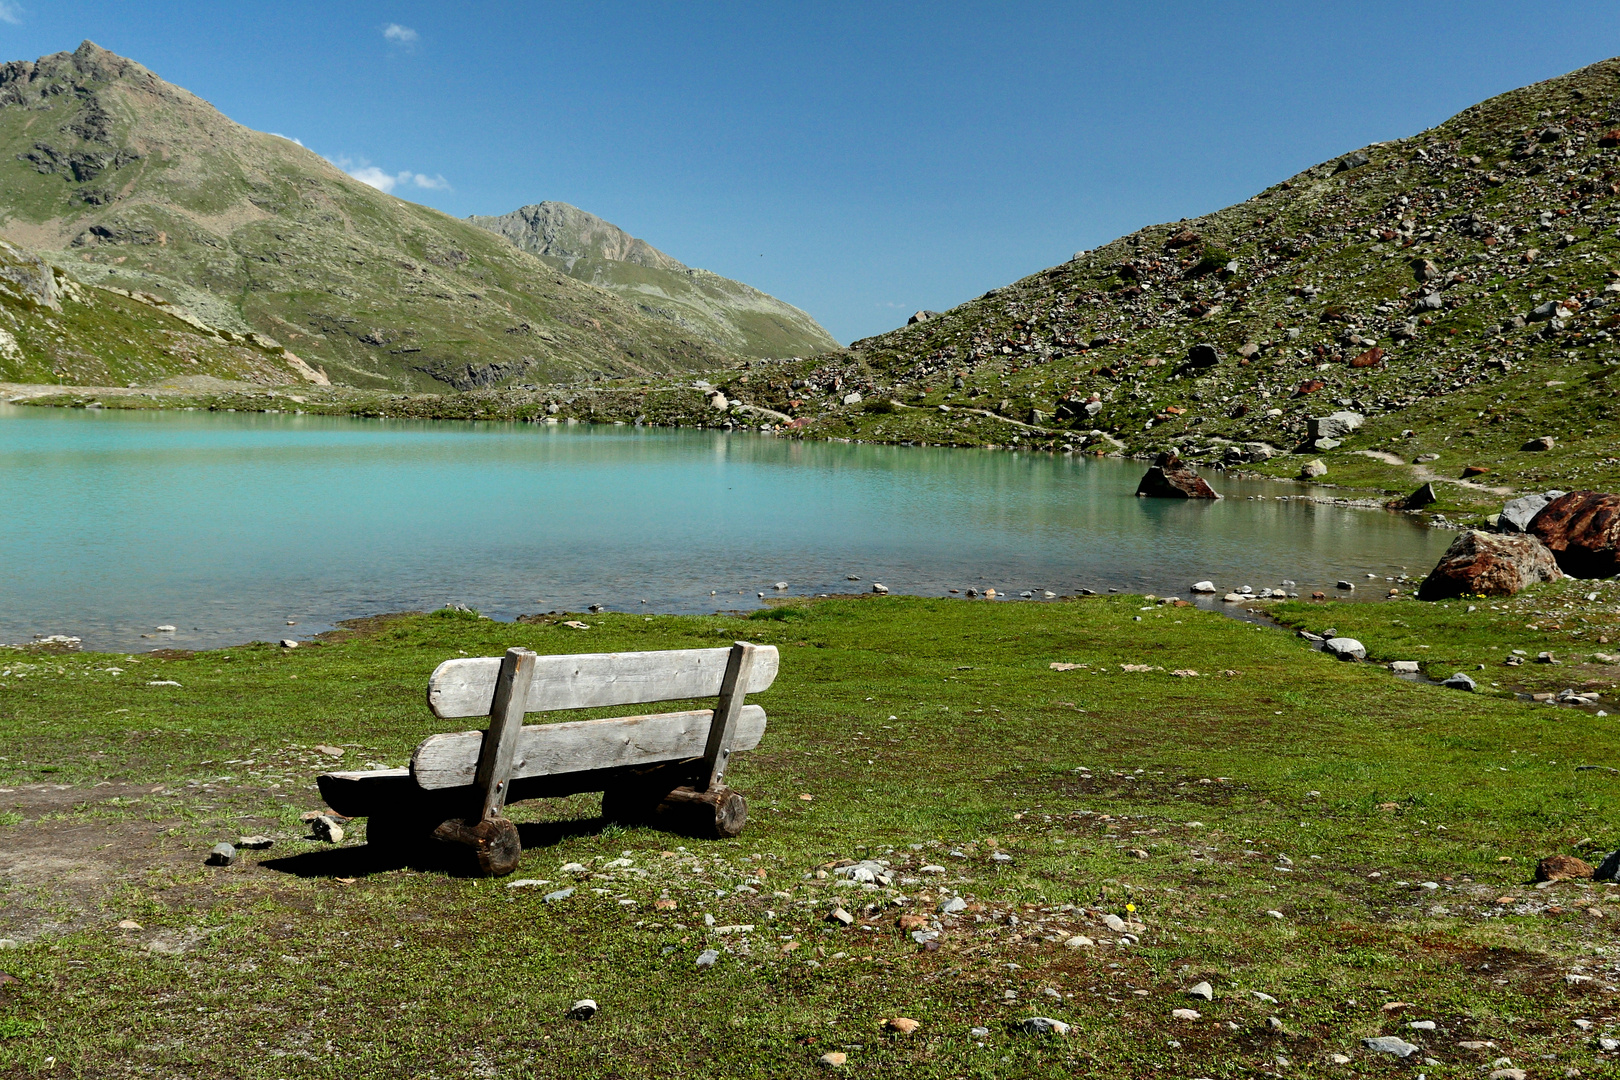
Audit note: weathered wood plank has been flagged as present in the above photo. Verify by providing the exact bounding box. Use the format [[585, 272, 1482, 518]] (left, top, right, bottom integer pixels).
[[409, 705, 767, 790], [426, 645, 780, 719], [700, 642, 758, 792], [474, 647, 536, 821]]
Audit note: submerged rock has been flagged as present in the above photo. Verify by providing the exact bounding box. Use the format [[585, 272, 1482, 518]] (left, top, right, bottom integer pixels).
[[1529, 491, 1620, 578], [1135, 451, 1220, 499], [1416, 530, 1563, 599]]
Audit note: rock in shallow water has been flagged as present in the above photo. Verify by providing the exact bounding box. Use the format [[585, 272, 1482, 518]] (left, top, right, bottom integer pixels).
[[1135, 451, 1220, 499], [1417, 530, 1563, 600], [1324, 637, 1366, 661]]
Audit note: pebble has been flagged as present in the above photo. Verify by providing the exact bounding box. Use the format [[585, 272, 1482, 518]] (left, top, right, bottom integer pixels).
[[696, 949, 720, 968], [1171, 1008, 1201, 1021], [237, 835, 273, 850], [941, 897, 968, 914], [505, 879, 552, 889], [560, 862, 589, 873], [1329, 1053, 1351, 1065], [1102, 913, 1127, 932], [567, 999, 598, 1020], [827, 907, 855, 925], [1408, 1020, 1437, 1030], [886, 1017, 920, 1034], [205, 842, 236, 866], [310, 815, 344, 843], [1488, 1071, 1526, 1080], [117, 919, 142, 930], [1266, 910, 1284, 919], [1251, 991, 1277, 1003], [1064, 935, 1095, 949], [989, 852, 1013, 863], [1185, 981, 1214, 1001], [817, 1051, 847, 1069], [543, 887, 575, 903], [1362, 1036, 1420, 1058], [280, 639, 298, 649], [1017, 1017, 1070, 1036], [969, 1026, 990, 1039]]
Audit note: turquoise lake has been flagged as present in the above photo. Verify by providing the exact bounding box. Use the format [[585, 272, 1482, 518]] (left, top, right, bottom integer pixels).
[[0, 404, 1452, 651]]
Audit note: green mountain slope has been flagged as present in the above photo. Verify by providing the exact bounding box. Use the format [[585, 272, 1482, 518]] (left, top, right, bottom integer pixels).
[[0, 42, 736, 390], [467, 201, 840, 358], [747, 56, 1620, 510]]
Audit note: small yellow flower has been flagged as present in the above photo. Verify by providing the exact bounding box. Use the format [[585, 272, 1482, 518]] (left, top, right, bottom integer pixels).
[[1126, 903, 1136, 913]]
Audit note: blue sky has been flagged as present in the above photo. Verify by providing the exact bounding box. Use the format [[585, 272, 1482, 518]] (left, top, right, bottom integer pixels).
[[3, 3, 1620, 344]]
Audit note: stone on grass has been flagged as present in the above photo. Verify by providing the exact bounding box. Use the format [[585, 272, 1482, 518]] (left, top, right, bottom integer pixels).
[[1441, 672, 1476, 691], [886, 1017, 920, 1034], [1498, 490, 1566, 532], [1390, 661, 1420, 673], [1535, 854, 1594, 882], [695, 949, 720, 968], [1309, 411, 1365, 441], [543, 887, 575, 903], [1488, 1070, 1527, 1080], [1361, 1035, 1421, 1057], [1172, 1008, 1202, 1021], [1529, 491, 1620, 578], [205, 842, 236, 866], [1324, 637, 1366, 661], [1299, 459, 1328, 479], [1593, 849, 1620, 881], [827, 907, 855, 925], [310, 815, 344, 843], [1102, 913, 1127, 932], [567, 999, 598, 1020], [1185, 981, 1214, 1001], [940, 897, 967, 914], [1064, 935, 1095, 949], [1016, 1017, 1070, 1036], [1416, 530, 1563, 600], [817, 1051, 847, 1069], [237, 835, 273, 850]]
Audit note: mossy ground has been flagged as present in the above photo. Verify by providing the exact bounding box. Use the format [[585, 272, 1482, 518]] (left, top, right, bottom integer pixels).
[[2, 598, 1619, 1077]]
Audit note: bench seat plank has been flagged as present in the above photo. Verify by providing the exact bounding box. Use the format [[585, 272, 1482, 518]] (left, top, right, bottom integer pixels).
[[427, 646, 780, 719], [409, 705, 767, 791]]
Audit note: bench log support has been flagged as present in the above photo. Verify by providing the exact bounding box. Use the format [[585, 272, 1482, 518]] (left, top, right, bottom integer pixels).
[[431, 646, 535, 875]]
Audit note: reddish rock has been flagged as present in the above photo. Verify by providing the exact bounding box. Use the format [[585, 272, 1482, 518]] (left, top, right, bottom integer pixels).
[[1135, 452, 1220, 499], [1294, 379, 1325, 396], [1349, 346, 1385, 369], [1535, 854, 1594, 882], [1416, 530, 1563, 600], [1599, 130, 1620, 148], [1461, 465, 1491, 477], [1529, 491, 1620, 578]]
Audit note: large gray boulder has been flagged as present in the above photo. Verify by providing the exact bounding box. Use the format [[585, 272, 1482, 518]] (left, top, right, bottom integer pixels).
[[1308, 411, 1365, 441], [1498, 490, 1566, 532]]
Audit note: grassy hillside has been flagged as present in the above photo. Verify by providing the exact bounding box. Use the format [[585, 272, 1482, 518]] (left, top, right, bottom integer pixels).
[[715, 56, 1620, 516], [0, 42, 735, 390], [469, 201, 841, 359]]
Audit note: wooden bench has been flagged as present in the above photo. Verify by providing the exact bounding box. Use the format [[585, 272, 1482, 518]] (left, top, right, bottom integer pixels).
[[316, 640, 779, 875]]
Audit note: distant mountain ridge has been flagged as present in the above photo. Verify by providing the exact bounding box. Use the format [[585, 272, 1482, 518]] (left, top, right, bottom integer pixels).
[[0, 41, 819, 390], [468, 202, 839, 359]]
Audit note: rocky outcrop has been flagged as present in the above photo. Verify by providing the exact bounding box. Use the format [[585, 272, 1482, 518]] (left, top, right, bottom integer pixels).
[[1135, 452, 1220, 499], [0, 239, 60, 311], [1528, 491, 1620, 578], [1416, 530, 1563, 599]]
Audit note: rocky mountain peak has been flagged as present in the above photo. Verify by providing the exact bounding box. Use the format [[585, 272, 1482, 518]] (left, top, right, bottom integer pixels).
[[468, 202, 687, 272]]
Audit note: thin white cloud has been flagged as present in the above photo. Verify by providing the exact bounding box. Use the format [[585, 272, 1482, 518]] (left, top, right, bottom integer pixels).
[[383, 23, 418, 46], [0, 2, 24, 25], [270, 133, 305, 147], [331, 156, 451, 195]]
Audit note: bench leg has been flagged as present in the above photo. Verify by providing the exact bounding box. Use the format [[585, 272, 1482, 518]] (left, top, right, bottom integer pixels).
[[662, 786, 748, 839], [432, 816, 522, 876], [606, 781, 748, 840]]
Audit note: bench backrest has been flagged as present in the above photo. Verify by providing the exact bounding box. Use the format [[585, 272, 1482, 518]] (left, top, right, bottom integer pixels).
[[410, 643, 780, 793], [426, 646, 780, 718]]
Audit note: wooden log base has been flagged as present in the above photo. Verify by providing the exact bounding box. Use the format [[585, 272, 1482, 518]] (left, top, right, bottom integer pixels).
[[606, 784, 748, 839], [432, 816, 523, 876]]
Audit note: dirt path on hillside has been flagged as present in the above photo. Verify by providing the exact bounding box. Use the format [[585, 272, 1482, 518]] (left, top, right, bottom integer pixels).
[[1353, 449, 1514, 495]]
